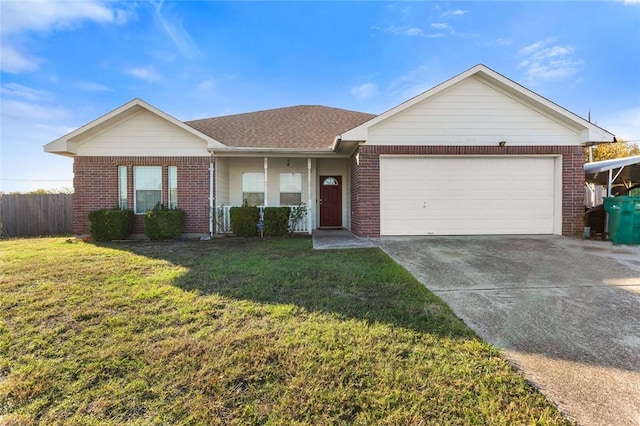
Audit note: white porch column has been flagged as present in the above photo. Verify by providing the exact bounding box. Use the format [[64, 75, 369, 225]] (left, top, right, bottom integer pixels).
[[264, 157, 268, 207], [307, 158, 312, 234]]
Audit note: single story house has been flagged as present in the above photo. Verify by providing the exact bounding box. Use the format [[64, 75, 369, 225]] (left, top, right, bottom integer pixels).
[[45, 64, 614, 238]]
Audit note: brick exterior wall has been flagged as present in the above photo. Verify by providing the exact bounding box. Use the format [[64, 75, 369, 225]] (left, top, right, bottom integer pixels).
[[350, 145, 584, 238], [73, 156, 211, 236]]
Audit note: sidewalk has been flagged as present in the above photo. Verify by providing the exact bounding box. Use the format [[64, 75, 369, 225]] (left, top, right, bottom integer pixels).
[[312, 229, 376, 250]]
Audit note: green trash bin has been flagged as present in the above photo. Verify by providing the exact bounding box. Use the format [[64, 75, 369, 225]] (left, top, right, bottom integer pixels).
[[604, 197, 640, 245], [604, 197, 624, 243], [631, 198, 640, 244]]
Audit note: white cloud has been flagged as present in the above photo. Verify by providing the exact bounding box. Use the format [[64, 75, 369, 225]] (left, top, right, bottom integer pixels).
[[518, 39, 583, 83], [440, 9, 469, 18], [519, 38, 553, 56], [0, 0, 133, 73], [74, 81, 112, 92], [0, 0, 126, 35], [0, 45, 40, 73], [1, 98, 70, 123], [124, 66, 163, 82], [350, 83, 377, 100], [431, 23, 452, 31], [154, 0, 200, 59], [1, 82, 52, 102], [381, 25, 445, 39]]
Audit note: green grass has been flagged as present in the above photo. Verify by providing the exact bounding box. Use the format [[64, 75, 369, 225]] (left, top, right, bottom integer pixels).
[[0, 237, 571, 425]]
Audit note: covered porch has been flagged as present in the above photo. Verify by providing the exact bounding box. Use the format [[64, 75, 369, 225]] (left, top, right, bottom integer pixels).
[[213, 155, 352, 234]]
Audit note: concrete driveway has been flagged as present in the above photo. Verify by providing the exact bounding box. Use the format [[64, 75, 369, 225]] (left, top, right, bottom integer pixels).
[[377, 236, 640, 426]]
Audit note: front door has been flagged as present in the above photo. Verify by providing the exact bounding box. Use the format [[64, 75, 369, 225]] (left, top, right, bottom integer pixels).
[[320, 176, 342, 227]]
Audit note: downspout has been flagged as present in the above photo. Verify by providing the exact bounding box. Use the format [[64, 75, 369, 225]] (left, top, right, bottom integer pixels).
[[307, 158, 312, 234], [264, 157, 268, 207], [209, 155, 215, 237]]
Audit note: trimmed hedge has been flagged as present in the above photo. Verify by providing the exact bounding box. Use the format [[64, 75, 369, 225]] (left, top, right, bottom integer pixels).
[[144, 206, 185, 240], [88, 209, 134, 241], [230, 205, 260, 237], [263, 207, 290, 237]]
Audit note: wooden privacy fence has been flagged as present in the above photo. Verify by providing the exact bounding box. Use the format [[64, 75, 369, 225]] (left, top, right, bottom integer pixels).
[[0, 194, 73, 237]]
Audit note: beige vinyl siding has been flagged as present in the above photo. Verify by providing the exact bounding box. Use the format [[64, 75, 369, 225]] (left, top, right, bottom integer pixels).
[[367, 77, 581, 146], [76, 110, 209, 156], [215, 157, 230, 206], [226, 158, 311, 207]]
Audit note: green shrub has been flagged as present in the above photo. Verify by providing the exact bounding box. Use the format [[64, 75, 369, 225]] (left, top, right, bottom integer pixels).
[[144, 205, 185, 240], [230, 205, 260, 237], [288, 204, 308, 235], [88, 208, 134, 241], [263, 207, 290, 237]]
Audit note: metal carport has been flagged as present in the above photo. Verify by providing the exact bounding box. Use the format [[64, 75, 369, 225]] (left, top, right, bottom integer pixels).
[[585, 155, 640, 197], [584, 155, 640, 236]]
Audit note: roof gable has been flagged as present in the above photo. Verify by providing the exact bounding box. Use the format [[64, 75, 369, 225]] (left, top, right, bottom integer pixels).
[[44, 98, 224, 157], [341, 64, 614, 145]]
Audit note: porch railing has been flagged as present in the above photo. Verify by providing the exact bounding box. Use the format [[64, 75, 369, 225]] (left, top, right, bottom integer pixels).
[[216, 205, 308, 234]]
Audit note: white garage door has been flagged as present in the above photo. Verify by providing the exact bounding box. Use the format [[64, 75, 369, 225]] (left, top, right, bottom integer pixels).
[[380, 156, 559, 235]]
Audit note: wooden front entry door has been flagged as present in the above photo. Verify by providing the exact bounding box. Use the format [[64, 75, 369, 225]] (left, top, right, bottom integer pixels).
[[319, 176, 342, 227]]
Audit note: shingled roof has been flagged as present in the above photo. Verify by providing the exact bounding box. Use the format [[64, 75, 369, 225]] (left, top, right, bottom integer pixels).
[[185, 105, 375, 150]]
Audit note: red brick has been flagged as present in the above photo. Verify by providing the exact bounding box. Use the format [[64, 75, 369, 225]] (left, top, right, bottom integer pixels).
[[73, 156, 211, 236], [350, 145, 584, 238]]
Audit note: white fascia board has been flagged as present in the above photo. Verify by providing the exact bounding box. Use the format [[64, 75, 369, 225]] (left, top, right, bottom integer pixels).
[[44, 138, 77, 155], [43, 98, 225, 156], [582, 127, 616, 143]]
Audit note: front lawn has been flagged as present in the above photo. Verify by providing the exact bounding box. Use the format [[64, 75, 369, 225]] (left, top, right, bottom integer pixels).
[[0, 237, 570, 425]]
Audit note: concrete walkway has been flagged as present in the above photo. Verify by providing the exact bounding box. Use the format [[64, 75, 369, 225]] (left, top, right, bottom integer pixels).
[[312, 229, 377, 250], [377, 236, 640, 426]]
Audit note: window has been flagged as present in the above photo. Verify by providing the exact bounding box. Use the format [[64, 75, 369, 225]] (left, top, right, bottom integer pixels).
[[242, 172, 264, 207], [280, 172, 302, 205], [118, 166, 127, 209], [134, 166, 162, 213], [323, 177, 339, 186], [168, 166, 178, 209]]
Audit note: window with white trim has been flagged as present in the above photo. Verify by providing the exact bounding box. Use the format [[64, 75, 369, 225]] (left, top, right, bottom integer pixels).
[[279, 172, 302, 205], [134, 166, 162, 213], [168, 166, 178, 209], [242, 172, 264, 207], [118, 166, 127, 209]]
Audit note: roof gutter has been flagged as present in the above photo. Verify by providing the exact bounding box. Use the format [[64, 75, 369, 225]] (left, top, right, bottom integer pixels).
[[332, 134, 342, 152], [207, 146, 346, 157], [582, 136, 617, 147]]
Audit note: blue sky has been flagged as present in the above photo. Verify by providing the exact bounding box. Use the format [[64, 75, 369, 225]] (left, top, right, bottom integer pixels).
[[1, 0, 639, 192]]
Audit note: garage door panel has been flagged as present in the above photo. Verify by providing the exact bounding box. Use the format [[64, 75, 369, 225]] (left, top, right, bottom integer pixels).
[[380, 156, 557, 235]]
